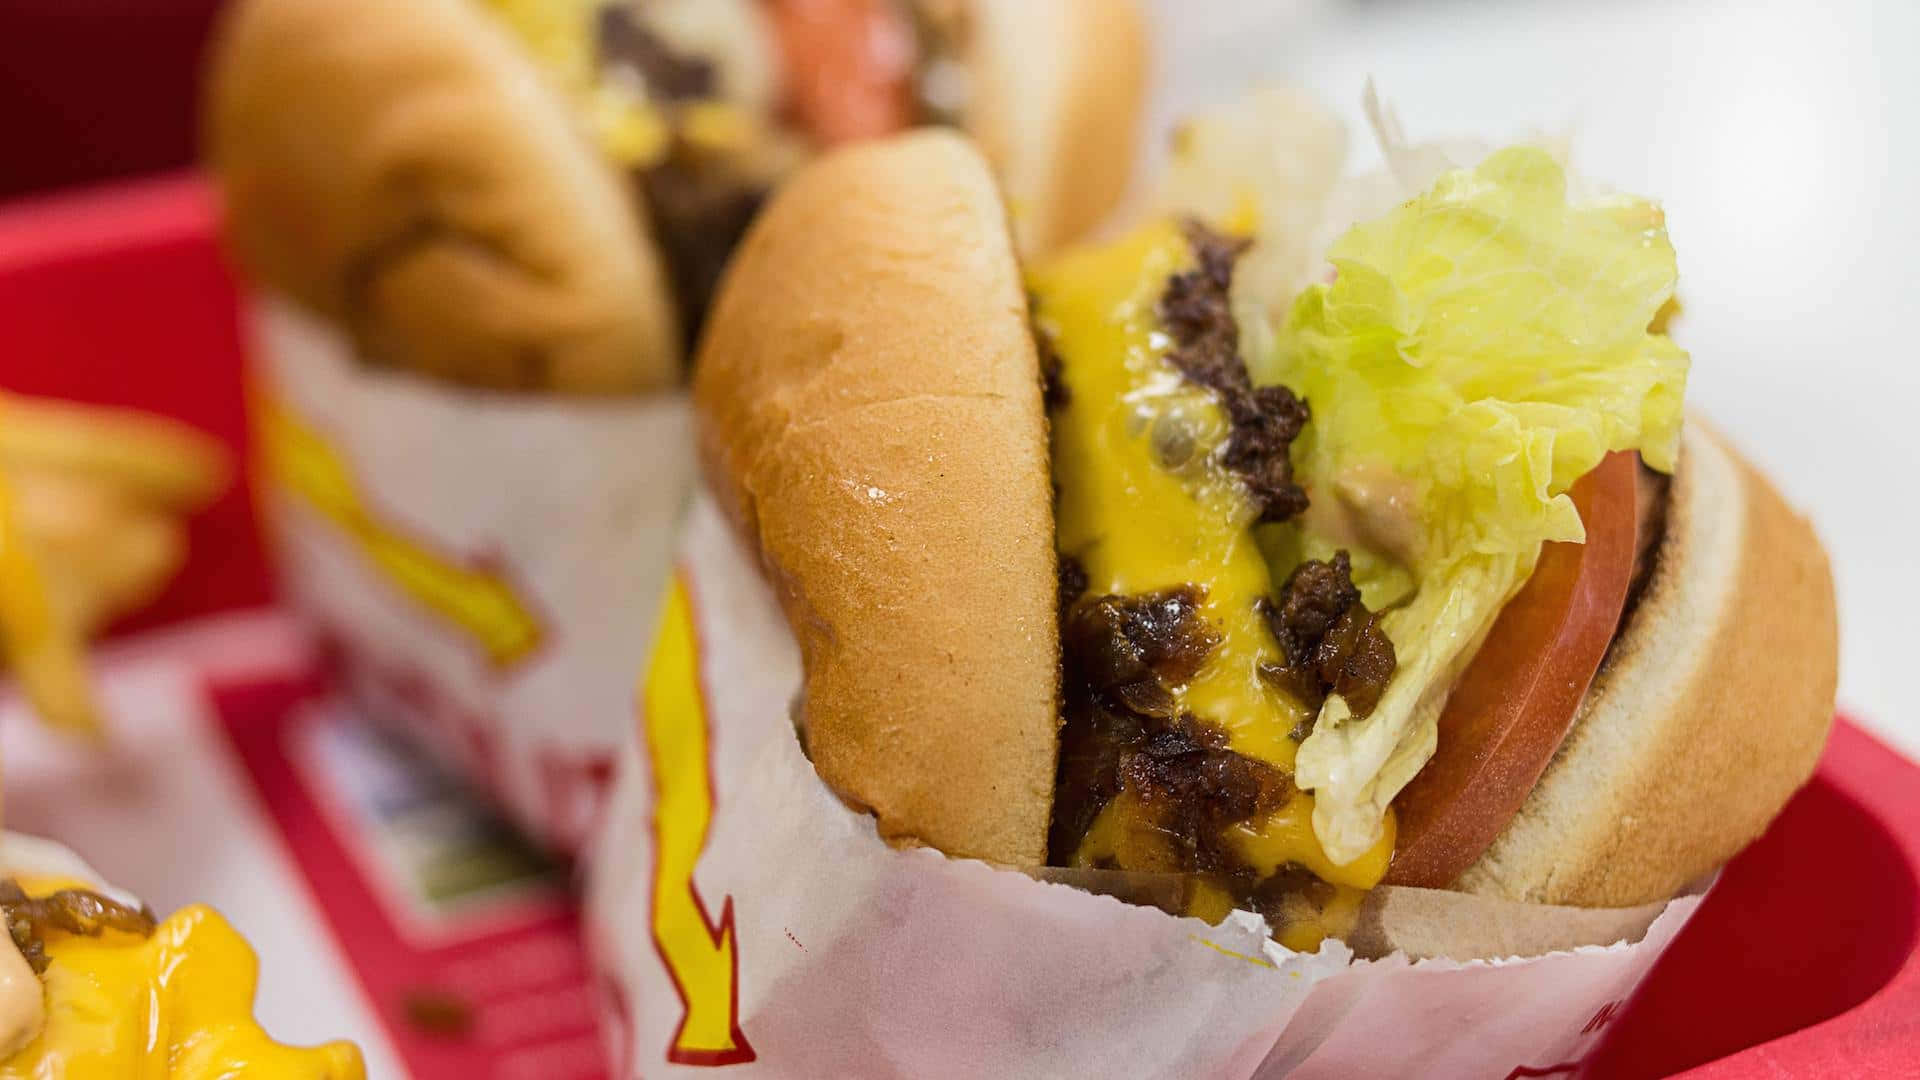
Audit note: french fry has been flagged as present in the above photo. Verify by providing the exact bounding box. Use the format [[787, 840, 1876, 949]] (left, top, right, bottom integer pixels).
[[0, 396, 229, 736], [0, 459, 98, 737], [0, 398, 227, 509]]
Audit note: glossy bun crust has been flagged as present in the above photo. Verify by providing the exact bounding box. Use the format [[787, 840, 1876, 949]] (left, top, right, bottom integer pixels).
[[692, 131, 1059, 866]]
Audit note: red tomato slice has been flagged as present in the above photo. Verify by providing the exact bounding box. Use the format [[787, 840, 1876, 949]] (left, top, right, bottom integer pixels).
[[768, 0, 918, 145], [1383, 450, 1642, 889]]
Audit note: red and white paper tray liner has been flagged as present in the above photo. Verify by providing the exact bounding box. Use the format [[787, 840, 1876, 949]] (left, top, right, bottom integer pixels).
[[252, 298, 695, 853], [584, 493, 1706, 1079]]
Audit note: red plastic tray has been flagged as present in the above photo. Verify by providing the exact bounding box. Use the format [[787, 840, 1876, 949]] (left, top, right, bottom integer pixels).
[[1, 174, 1915, 1079]]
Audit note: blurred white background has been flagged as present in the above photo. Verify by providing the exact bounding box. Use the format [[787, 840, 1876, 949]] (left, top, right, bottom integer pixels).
[[1146, 0, 1920, 757]]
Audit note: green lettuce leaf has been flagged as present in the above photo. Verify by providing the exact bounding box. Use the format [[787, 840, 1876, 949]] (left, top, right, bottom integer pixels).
[[1276, 146, 1689, 864]]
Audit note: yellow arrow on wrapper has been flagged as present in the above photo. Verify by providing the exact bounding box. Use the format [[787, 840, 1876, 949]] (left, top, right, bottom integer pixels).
[[255, 396, 543, 669], [640, 572, 755, 1065]]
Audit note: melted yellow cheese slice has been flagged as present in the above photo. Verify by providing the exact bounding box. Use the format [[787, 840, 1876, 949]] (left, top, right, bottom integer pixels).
[[1029, 219, 1394, 914], [1230, 792, 1394, 890], [1274, 886, 1367, 955], [1, 877, 364, 1079], [1030, 219, 1306, 766]]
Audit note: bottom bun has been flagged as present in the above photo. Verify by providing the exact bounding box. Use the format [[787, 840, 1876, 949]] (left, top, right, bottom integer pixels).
[[1459, 422, 1837, 906]]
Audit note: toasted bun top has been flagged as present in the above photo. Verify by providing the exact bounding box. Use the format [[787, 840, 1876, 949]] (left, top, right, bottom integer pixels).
[[1458, 422, 1838, 906], [692, 131, 1059, 866], [205, 0, 681, 394]]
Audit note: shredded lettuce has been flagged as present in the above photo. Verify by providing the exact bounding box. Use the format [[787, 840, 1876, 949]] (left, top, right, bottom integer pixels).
[[1158, 87, 1350, 367], [1275, 145, 1690, 864]]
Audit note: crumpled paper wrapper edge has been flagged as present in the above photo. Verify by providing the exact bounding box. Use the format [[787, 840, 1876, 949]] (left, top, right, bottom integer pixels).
[[585, 491, 1708, 1079]]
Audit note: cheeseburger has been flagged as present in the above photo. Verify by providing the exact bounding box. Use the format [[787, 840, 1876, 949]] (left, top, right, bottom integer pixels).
[[691, 98, 1837, 947], [206, 0, 1148, 394]]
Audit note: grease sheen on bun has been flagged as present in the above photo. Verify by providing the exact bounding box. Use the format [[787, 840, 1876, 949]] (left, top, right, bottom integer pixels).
[[693, 131, 1059, 866]]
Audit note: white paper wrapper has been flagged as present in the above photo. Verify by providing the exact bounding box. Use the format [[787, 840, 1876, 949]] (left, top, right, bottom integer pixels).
[[585, 493, 1704, 1079], [250, 298, 694, 853]]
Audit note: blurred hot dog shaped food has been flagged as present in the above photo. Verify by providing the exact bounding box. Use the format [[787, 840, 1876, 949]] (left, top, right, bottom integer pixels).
[[206, 0, 1148, 393]]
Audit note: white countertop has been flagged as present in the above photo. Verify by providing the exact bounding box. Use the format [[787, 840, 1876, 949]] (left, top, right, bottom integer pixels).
[[1146, 0, 1920, 758]]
